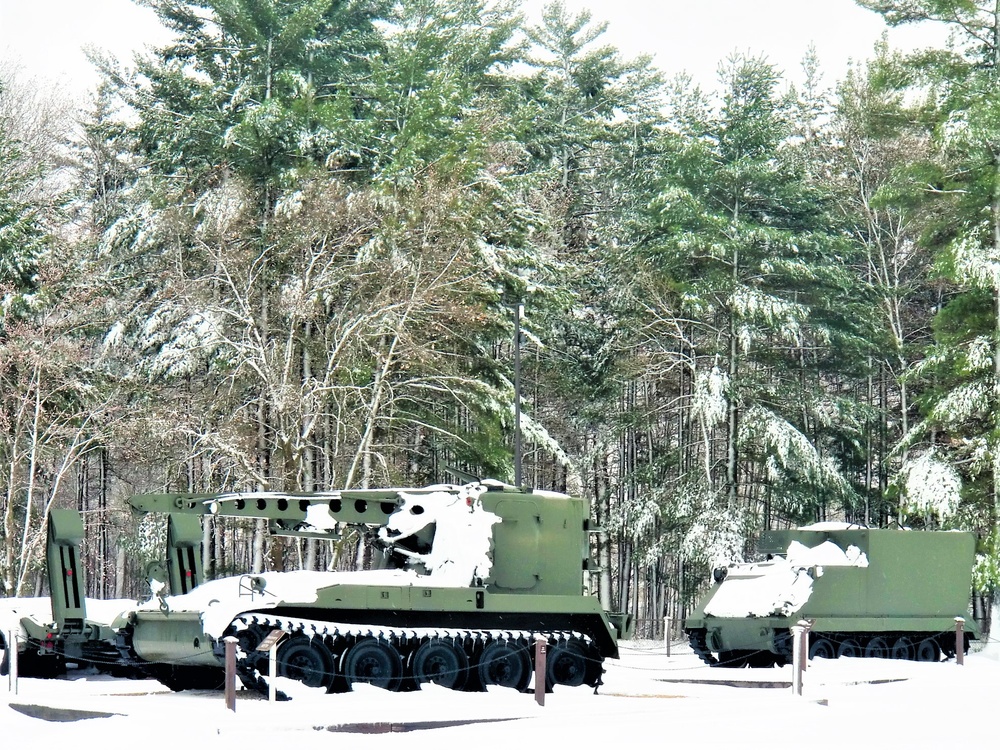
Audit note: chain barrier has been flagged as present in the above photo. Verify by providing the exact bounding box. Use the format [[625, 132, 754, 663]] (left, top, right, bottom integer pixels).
[[613, 620, 993, 674], [8, 633, 591, 688], [8, 620, 997, 688]]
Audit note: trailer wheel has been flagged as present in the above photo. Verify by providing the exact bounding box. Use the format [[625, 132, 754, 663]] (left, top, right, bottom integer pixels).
[[915, 638, 941, 662]]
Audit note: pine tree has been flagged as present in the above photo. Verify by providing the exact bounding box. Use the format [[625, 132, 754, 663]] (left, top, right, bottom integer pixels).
[[0, 76, 45, 321], [634, 54, 866, 551], [518, 1, 664, 611], [857, 0, 1000, 598], [0, 68, 116, 595], [827, 43, 939, 526]]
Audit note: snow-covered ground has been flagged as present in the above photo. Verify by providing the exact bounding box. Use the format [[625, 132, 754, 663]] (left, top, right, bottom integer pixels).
[[3, 639, 997, 748]]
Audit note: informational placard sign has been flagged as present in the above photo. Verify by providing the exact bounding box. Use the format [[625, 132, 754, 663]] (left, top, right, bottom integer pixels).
[[256, 630, 287, 702], [256, 629, 286, 653]]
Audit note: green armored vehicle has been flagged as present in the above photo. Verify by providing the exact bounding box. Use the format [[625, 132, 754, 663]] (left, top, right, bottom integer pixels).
[[2, 481, 628, 694], [685, 526, 979, 667]]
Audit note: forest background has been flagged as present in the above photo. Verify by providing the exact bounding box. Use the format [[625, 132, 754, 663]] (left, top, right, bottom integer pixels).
[[2, 0, 999, 638]]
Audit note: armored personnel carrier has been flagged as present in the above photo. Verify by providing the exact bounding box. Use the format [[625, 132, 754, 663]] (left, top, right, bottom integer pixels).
[[685, 525, 979, 667], [2, 481, 629, 695]]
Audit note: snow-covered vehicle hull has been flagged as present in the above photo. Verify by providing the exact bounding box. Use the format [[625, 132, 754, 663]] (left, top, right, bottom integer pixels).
[[4, 482, 628, 695], [122, 569, 616, 693], [684, 527, 979, 667]]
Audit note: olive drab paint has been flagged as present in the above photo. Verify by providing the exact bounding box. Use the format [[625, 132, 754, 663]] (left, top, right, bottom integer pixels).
[[685, 527, 979, 668], [4, 482, 633, 696]]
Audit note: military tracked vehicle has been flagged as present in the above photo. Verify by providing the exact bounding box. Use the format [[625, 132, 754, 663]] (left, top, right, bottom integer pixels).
[[1, 481, 630, 695], [685, 525, 979, 667]]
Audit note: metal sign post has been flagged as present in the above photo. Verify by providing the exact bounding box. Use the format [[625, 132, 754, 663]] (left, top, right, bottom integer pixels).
[[256, 629, 287, 702]]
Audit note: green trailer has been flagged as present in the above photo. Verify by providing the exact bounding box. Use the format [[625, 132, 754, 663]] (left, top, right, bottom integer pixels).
[[685, 526, 979, 667]]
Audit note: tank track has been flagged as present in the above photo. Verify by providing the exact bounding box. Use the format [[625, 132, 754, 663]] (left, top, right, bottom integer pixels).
[[687, 629, 718, 666], [224, 612, 604, 698], [686, 627, 963, 668]]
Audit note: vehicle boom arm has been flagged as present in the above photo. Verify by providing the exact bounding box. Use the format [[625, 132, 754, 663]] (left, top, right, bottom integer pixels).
[[127, 488, 426, 540]]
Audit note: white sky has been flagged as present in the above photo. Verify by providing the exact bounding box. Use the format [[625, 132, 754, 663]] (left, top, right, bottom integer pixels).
[[0, 0, 946, 99]]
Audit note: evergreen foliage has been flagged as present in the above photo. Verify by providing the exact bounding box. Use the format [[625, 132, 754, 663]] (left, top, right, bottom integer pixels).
[[632, 54, 867, 550], [858, 0, 1000, 596], [2, 0, 999, 628], [0, 80, 45, 322]]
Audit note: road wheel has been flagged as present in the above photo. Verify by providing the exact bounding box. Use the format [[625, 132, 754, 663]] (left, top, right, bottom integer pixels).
[[342, 638, 402, 691], [747, 651, 777, 668], [837, 638, 862, 658], [411, 639, 468, 690], [476, 640, 531, 690], [808, 638, 836, 660], [915, 638, 941, 662], [277, 636, 335, 690], [546, 640, 588, 687], [864, 636, 889, 659], [717, 650, 749, 668], [890, 636, 915, 661]]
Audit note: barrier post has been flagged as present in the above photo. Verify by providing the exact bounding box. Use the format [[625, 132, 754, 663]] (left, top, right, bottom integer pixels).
[[534, 636, 547, 707], [799, 620, 815, 674], [664, 617, 671, 657], [224, 636, 238, 712], [955, 617, 965, 666], [790, 622, 804, 696], [6, 631, 17, 696], [790, 619, 812, 696]]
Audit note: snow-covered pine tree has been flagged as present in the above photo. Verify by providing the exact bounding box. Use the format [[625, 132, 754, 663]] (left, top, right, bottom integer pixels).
[[859, 0, 1000, 611], [632, 53, 867, 542], [518, 1, 664, 613]]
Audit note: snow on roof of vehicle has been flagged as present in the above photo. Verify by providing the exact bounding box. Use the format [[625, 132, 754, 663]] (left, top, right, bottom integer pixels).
[[797, 521, 869, 531], [786, 540, 869, 568], [702, 560, 814, 618], [702, 536, 869, 618]]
